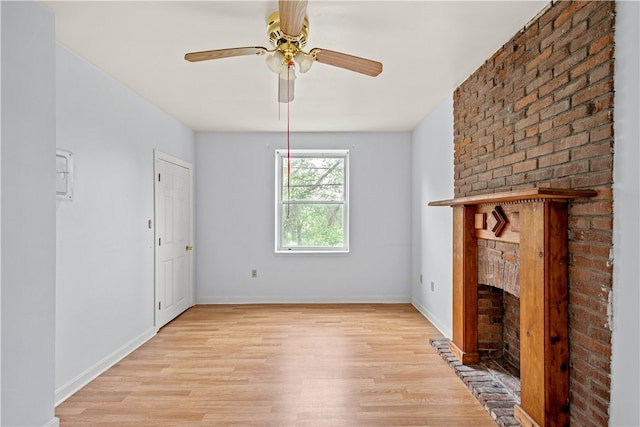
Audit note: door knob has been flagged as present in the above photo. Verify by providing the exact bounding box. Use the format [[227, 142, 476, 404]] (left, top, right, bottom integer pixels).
[[185, 245, 193, 251]]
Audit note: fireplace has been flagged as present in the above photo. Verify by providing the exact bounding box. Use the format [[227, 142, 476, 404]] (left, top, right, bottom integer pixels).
[[430, 188, 596, 427], [477, 238, 522, 375]]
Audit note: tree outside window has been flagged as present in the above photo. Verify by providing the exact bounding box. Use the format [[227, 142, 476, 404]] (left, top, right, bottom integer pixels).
[[275, 149, 349, 253]]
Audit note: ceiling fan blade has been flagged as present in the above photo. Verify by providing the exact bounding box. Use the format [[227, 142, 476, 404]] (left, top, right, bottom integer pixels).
[[279, 0, 308, 37], [184, 47, 268, 62], [310, 48, 383, 77]]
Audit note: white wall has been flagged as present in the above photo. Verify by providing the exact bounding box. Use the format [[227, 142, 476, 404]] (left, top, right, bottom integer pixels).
[[195, 132, 411, 303], [0, 3, 3, 421], [610, 1, 640, 425], [1, 2, 58, 426], [410, 97, 455, 337], [55, 45, 195, 403]]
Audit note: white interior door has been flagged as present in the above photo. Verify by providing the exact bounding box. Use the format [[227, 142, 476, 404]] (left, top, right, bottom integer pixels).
[[154, 151, 193, 328]]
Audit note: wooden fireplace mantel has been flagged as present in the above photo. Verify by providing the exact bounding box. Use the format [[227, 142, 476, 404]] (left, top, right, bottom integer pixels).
[[428, 187, 597, 206], [429, 187, 596, 427]]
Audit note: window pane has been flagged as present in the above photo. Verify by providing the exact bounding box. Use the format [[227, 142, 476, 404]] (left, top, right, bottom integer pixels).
[[282, 157, 344, 201], [281, 203, 344, 248]]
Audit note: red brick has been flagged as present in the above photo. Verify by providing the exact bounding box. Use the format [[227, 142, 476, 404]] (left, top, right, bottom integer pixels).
[[492, 166, 513, 178], [554, 1, 584, 28], [554, 160, 589, 177], [525, 70, 553, 95], [527, 95, 553, 116], [572, 355, 611, 386], [553, 104, 589, 127], [589, 298, 612, 318], [515, 135, 540, 151], [487, 177, 506, 189], [552, 74, 588, 102], [487, 158, 504, 170], [569, 241, 591, 254], [540, 11, 571, 50], [503, 151, 526, 165], [571, 229, 612, 245], [556, 19, 590, 52], [539, 71, 569, 98], [492, 145, 513, 159], [478, 324, 501, 334], [572, 110, 613, 132], [589, 380, 612, 405], [525, 46, 553, 73], [472, 181, 488, 192], [514, 91, 539, 111], [513, 159, 537, 174], [591, 244, 612, 259], [572, 254, 612, 273], [571, 330, 612, 358], [537, 1, 563, 28], [588, 352, 612, 373], [540, 124, 571, 143], [553, 46, 588, 77], [572, 140, 613, 160], [538, 151, 570, 168], [586, 1, 616, 30], [589, 33, 615, 56], [590, 156, 613, 172], [568, 216, 590, 230], [589, 124, 614, 143], [591, 217, 612, 230], [526, 142, 554, 158], [571, 79, 614, 106], [555, 132, 589, 151], [572, 171, 613, 188], [540, 98, 571, 121], [522, 167, 554, 183]]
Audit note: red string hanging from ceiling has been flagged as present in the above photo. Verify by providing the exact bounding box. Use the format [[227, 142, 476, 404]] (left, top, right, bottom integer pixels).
[[286, 61, 293, 218]]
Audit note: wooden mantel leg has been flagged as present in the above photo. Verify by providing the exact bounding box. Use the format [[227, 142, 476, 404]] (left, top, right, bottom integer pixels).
[[450, 205, 479, 364], [515, 201, 570, 427]]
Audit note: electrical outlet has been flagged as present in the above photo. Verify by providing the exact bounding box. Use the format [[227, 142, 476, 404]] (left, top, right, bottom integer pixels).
[[251, 269, 257, 278], [430, 281, 435, 292]]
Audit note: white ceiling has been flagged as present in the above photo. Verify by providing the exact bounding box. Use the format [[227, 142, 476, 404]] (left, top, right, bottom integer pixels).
[[44, 1, 548, 132]]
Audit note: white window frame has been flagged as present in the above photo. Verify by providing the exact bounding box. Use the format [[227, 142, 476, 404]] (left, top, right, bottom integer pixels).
[[275, 149, 349, 253]]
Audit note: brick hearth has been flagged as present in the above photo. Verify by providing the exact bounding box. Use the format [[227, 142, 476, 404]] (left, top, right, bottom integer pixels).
[[430, 338, 521, 427]]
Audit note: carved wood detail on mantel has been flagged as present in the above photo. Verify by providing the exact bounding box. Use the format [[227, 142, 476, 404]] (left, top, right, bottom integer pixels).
[[429, 187, 596, 427]]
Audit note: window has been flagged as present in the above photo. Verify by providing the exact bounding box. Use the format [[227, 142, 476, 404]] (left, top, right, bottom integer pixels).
[[275, 149, 349, 253]]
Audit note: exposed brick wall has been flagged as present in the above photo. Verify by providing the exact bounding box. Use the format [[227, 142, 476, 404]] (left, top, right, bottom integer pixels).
[[478, 240, 520, 296], [453, 2, 615, 425], [502, 292, 521, 374], [477, 284, 504, 359], [477, 283, 521, 375]]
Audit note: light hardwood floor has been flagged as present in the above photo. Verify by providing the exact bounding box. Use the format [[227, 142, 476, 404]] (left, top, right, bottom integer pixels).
[[56, 304, 495, 426]]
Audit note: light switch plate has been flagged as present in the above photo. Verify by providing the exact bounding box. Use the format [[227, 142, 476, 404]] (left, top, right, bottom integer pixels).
[[56, 149, 74, 201]]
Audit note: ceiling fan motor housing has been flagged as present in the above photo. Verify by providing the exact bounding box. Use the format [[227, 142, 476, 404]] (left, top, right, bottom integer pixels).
[[267, 11, 309, 59]]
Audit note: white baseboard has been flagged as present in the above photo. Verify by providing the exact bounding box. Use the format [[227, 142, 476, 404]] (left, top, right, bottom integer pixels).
[[55, 327, 157, 406], [411, 298, 452, 338], [44, 416, 60, 427], [196, 296, 411, 304]]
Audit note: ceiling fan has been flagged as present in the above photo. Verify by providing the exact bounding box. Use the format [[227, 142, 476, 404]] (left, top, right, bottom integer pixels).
[[184, 0, 383, 103]]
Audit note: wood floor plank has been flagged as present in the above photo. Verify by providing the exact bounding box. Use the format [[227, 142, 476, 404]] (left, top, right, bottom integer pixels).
[[56, 304, 495, 426]]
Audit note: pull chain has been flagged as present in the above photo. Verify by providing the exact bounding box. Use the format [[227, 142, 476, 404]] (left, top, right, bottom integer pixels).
[[286, 61, 293, 218]]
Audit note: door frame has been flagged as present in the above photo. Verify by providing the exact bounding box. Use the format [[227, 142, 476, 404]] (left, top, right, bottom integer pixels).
[[153, 149, 195, 328]]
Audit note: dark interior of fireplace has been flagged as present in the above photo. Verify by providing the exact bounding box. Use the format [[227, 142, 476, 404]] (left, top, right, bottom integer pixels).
[[477, 239, 522, 379]]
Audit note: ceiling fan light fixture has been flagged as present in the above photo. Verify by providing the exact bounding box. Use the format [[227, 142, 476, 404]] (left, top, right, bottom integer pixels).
[[295, 52, 313, 73], [184, 0, 383, 105], [266, 51, 286, 74], [278, 76, 294, 103], [279, 63, 296, 81]]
